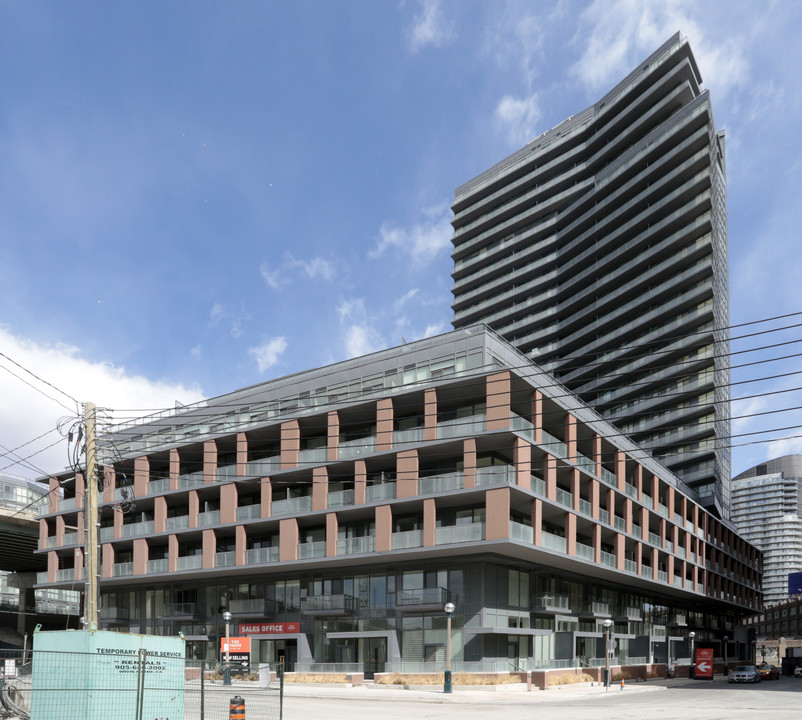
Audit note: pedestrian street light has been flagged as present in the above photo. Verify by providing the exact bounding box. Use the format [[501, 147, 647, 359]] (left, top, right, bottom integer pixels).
[[444, 602, 456, 694], [223, 610, 233, 686], [689, 632, 696, 679], [603, 618, 613, 690]]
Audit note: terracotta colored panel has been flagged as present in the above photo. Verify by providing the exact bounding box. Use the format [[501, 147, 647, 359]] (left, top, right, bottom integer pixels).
[[260, 478, 272, 518], [189, 490, 200, 529], [354, 460, 367, 505], [375, 505, 392, 552], [281, 420, 300, 469], [133, 538, 148, 576], [77, 512, 85, 545], [55, 515, 65, 544], [485, 487, 510, 540], [168, 535, 179, 573], [237, 433, 248, 477], [326, 513, 338, 558], [396, 450, 418, 498], [47, 551, 58, 583], [203, 440, 217, 484], [327, 411, 340, 462], [592, 435, 602, 479], [113, 507, 123, 539], [376, 399, 394, 452], [154, 496, 167, 534], [169, 449, 180, 491], [614, 533, 625, 571], [313, 466, 329, 512], [570, 469, 580, 512], [532, 390, 543, 444], [220, 483, 238, 524], [625, 499, 633, 534], [279, 518, 299, 562], [615, 450, 626, 492], [513, 437, 531, 490], [565, 512, 576, 556], [48, 477, 59, 514], [532, 498, 542, 546], [423, 498, 436, 547], [590, 479, 600, 520], [486, 372, 511, 430], [235, 525, 246, 566], [592, 524, 601, 564], [564, 414, 577, 462], [202, 529, 215, 569], [134, 456, 149, 498], [544, 456, 557, 501], [102, 544, 114, 579]]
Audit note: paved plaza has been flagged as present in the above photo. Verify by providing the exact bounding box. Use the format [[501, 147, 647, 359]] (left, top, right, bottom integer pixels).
[[282, 675, 802, 720]]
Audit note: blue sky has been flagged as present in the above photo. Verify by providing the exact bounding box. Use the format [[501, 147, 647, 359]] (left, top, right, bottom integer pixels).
[[1, 0, 801, 480]]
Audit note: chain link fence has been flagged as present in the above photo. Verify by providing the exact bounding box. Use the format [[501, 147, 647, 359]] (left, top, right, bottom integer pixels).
[[1, 650, 283, 720]]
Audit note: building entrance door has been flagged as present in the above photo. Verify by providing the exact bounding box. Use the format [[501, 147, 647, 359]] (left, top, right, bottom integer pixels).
[[362, 637, 386, 679]]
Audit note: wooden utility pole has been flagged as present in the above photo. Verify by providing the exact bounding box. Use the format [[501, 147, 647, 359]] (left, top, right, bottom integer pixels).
[[84, 402, 99, 630]]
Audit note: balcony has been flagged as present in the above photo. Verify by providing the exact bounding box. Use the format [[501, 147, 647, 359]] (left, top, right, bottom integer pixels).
[[148, 478, 170, 495], [246, 456, 280, 476], [510, 521, 532, 543], [121, 521, 154, 538], [100, 527, 114, 541], [147, 558, 169, 573], [245, 547, 279, 564], [178, 471, 205, 489], [338, 436, 375, 460], [56, 568, 78, 582], [327, 489, 355, 508], [366, 483, 395, 502], [164, 602, 201, 618], [112, 562, 133, 577], [419, 471, 463, 495], [166, 515, 190, 531], [396, 587, 447, 611], [393, 426, 424, 446], [510, 413, 535, 441], [62, 531, 78, 546], [176, 555, 203, 571], [216, 464, 238, 481], [436, 414, 485, 440], [532, 593, 570, 614], [301, 594, 357, 615], [475, 465, 515, 487], [216, 551, 236, 567], [391, 530, 422, 550], [58, 497, 77, 512], [435, 522, 484, 545], [298, 541, 326, 559], [337, 536, 375, 555], [540, 430, 567, 459], [299, 447, 327, 464], [228, 598, 276, 616], [198, 510, 220, 527], [273, 496, 312, 516], [237, 504, 262, 521], [540, 531, 567, 553], [579, 602, 610, 619]]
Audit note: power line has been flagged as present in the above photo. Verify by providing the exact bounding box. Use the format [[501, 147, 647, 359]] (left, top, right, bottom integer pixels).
[[0, 350, 79, 413]]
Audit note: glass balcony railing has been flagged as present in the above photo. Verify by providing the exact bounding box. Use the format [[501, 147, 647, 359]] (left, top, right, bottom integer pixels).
[[576, 542, 594, 561], [641, 566, 653, 579], [177, 555, 202, 570], [302, 594, 357, 613], [391, 530, 422, 550], [166, 515, 189, 531], [436, 414, 485, 440], [164, 602, 198, 616], [100, 527, 114, 541], [62, 531, 78, 546], [435, 522, 484, 545], [216, 464, 238, 481], [56, 568, 77, 581], [600, 551, 616, 568], [475, 465, 515, 486], [366, 483, 395, 502], [112, 562, 133, 577], [148, 478, 170, 495], [649, 531, 661, 546], [393, 427, 425, 446], [540, 532, 567, 553], [510, 413, 534, 441], [299, 447, 327, 464], [298, 541, 326, 559], [216, 551, 236, 567], [336, 536, 375, 555], [598, 508, 610, 525], [237, 505, 261, 521], [272, 496, 312, 516], [36, 572, 48, 584], [338, 436, 375, 459], [147, 558, 169, 573], [245, 546, 279, 564], [122, 521, 154, 538], [540, 430, 567, 459], [178, 472, 205, 489], [419, 471, 463, 495], [58, 497, 77, 512], [198, 510, 220, 527], [396, 587, 447, 606], [246, 456, 280, 476], [510, 521, 532, 542], [327, 489, 355, 508], [555, 487, 573, 509]]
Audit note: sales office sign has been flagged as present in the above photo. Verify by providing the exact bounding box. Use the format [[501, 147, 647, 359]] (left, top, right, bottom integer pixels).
[[238, 622, 300, 635]]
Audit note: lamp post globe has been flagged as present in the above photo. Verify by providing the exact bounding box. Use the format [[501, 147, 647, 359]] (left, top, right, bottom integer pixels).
[[602, 619, 613, 689], [443, 602, 456, 694], [223, 610, 233, 685], [688, 632, 696, 679]]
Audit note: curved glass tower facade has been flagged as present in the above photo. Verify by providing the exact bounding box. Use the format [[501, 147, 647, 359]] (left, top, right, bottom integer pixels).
[[451, 34, 730, 517]]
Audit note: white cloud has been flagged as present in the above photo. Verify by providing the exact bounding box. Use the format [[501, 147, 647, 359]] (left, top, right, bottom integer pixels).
[[343, 324, 385, 358], [495, 94, 542, 147], [208, 303, 246, 338], [190, 345, 202, 361], [248, 337, 288, 373], [286, 254, 335, 282], [570, 0, 750, 101], [259, 263, 283, 290], [0, 326, 205, 479], [393, 288, 420, 311], [408, 0, 455, 54], [423, 322, 445, 338], [371, 204, 453, 264]]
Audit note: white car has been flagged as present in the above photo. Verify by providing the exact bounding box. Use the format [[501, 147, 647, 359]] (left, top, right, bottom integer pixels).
[[728, 665, 761, 683], [793, 666, 802, 678]]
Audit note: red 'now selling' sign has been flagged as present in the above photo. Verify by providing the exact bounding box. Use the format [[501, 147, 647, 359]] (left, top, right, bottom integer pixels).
[[695, 647, 714, 678]]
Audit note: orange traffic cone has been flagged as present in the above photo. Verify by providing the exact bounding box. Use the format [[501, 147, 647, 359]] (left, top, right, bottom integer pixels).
[[620, 677, 625, 690]]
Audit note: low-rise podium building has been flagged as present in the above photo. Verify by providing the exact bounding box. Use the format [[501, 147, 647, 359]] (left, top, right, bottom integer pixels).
[[35, 327, 760, 674]]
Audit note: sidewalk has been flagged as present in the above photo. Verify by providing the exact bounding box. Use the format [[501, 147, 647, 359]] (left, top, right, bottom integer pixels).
[[280, 675, 711, 704]]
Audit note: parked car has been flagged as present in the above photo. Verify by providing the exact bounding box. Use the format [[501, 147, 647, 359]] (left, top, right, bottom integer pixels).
[[793, 666, 802, 678], [759, 664, 780, 680], [729, 665, 762, 683]]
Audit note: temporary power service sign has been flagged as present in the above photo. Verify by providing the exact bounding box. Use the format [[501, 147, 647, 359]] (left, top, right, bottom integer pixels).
[[695, 648, 714, 679]]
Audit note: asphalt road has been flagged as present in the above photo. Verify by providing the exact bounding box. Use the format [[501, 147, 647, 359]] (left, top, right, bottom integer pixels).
[[282, 675, 802, 720]]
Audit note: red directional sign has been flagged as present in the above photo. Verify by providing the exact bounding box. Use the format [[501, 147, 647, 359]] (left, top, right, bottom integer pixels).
[[695, 647, 714, 679]]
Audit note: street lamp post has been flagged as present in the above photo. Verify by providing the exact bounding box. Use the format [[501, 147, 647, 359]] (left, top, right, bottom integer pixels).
[[761, 644, 766, 664], [223, 610, 233, 686], [603, 618, 613, 690], [443, 602, 455, 694], [689, 632, 696, 679], [723, 635, 728, 676]]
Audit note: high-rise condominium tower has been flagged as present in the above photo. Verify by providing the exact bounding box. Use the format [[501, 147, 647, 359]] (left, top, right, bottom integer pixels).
[[450, 34, 730, 517]]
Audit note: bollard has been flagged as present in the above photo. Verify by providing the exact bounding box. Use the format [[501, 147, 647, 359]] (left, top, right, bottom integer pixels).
[[230, 695, 245, 720], [620, 677, 625, 690]]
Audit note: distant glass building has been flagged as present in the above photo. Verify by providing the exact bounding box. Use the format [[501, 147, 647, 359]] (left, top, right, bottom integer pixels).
[[731, 456, 802, 607], [450, 33, 730, 518]]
